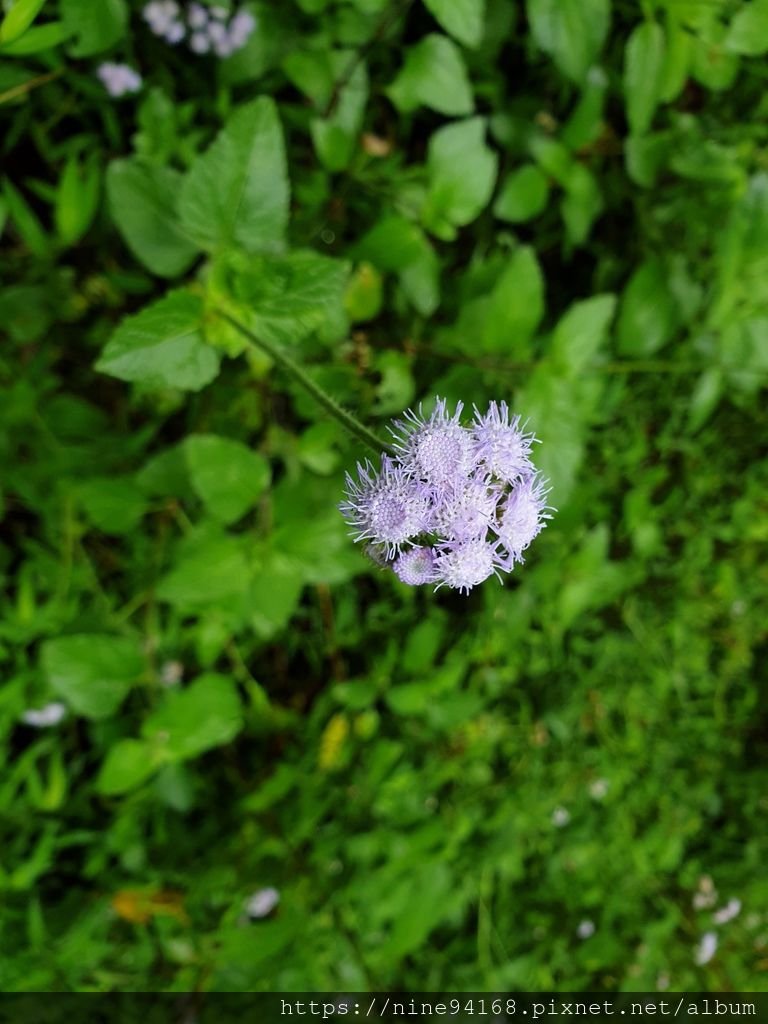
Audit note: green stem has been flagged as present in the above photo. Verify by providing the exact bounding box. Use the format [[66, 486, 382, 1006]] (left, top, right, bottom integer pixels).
[[214, 308, 391, 456]]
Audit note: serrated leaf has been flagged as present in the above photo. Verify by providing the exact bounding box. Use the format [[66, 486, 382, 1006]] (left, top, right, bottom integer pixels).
[[41, 634, 144, 719], [96, 290, 219, 392], [526, 0, 610, 83], [422, 0, 485, 48], [388, 34, 474, 116], [624, 21, 666, 136], [107, 160, 199, 277], [179, 97, 289, 254], [185, 435, 271, 525]]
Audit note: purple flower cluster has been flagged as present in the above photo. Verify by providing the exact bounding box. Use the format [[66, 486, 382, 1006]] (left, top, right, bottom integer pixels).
[[143, 2, 256, 57], [96, 62, 143, 97], [339, 398, 554, 594]]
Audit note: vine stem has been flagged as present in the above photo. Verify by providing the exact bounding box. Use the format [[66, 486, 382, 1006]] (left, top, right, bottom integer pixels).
[[213, 308, 391, 456]]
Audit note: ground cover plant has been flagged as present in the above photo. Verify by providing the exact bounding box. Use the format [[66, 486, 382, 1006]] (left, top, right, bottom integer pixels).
[[1, 0, 767, 994]]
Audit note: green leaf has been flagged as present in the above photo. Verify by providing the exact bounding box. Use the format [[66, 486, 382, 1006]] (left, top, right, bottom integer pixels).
[[54, 153, 101, 247], [422, 117, 498, 240], [156, 528, 250, 608], [41, 634, 144, 719], [550, 293, 616, 374], [353, 215, 440, 315], [725, 0, 768, 56], [617, 259, 678, 356], [0, 0, 47, 43], [422, 0, 485, 48], [142, 673, 243, 762], [483, 246, 545, 354], [526, 0, 610, 83], [310, 56, 368, 172], [493, 164, 549, 223], [0, 20, 72, 54], [179, 97, 289, 254], [388, 34, 474, 116], [96, 290, 219, 392], [107, 160, 199, 277], [560, 163, 603, 246], [60, 0, 127, 56], [97, 740, 158, 796], [76, 475, 148, 534], [344, 262, 383, 322], [223, 249, 350, 348], [624, 21, 666, 136], [184, 435, 271, 525], [1, 177, 49, 258], [248, 550, 305, 639]]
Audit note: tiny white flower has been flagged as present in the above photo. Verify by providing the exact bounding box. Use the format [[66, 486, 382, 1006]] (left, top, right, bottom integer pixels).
[[187, 2, 209, 28], [22, 702, 67, 728], [577, 919, 595, 939], [695, 931, 718, 966], [245, 887, 280, 919], [713, 898, 741, 924], [160, 660, 183, 687], [589, 778, 609, 800], [552, 806, 570, 827], [189, 30, 211, 52]]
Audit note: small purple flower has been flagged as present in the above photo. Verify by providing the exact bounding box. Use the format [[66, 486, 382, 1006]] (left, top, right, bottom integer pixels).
[[393, 546, 438, 585], [434, 537, 508, 594], [339, 396, 554, 594], [495, 473, 553, 561], [339, 456, 432, 557], [472, 400, 535, 482], [187, 2, 208, 28], [96, 62, 143, 97], [189, 30, 211, 52], [390, 398, 475, 488]]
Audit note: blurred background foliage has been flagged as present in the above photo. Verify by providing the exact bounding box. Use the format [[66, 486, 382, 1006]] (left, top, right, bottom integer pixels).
[[1, 0, 767, 993]]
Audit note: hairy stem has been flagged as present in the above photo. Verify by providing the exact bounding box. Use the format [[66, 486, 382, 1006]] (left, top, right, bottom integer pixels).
[[214, 308, 390, 456]]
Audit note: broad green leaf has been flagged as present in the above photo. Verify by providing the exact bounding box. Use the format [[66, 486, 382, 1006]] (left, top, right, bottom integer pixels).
[[0, 20, 72, 54], [311, 57, 368, 172], [617, 259, 678, 356], [624, 21, 666, 136], [660, 22, 692, 102], [388, 34, 474, 116], [107, 160, 199, 277], [493, 165, 549, 223], [142, 673, 243, 762], [76, 475, 148, 534], [179, 97, 289, 254], [422, 0, 485, 48], [184, 435, 271, 525], [550, 293, 616, 374], [0, 0, 47, 43], [156, 528, 250, 608], [96, 290, 219, 392], [526, 0, 610, 83], [248, 550, 305, 639], [60, 0, 127, 56], [222, 249, 350, 348], [41, 634, 144, 719], [483, 246, 545, 354], [344, 262, 383, 322], [690, 29, 739, 91], [422, 117, 498, 240], [725, 0, 768, 55], [97, 740, 158, 796]]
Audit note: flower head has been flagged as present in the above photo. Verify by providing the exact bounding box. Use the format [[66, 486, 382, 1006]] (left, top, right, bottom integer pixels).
[[392, 546, 438, 585], [96, 62, 143, 97], [145, 2, 256, 57], [339, 396, 554, 594], [472, 400, 536, 482], [339, 455, 432, 557], [495, 472, 553, 561], [390, 398, 475, 488]]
